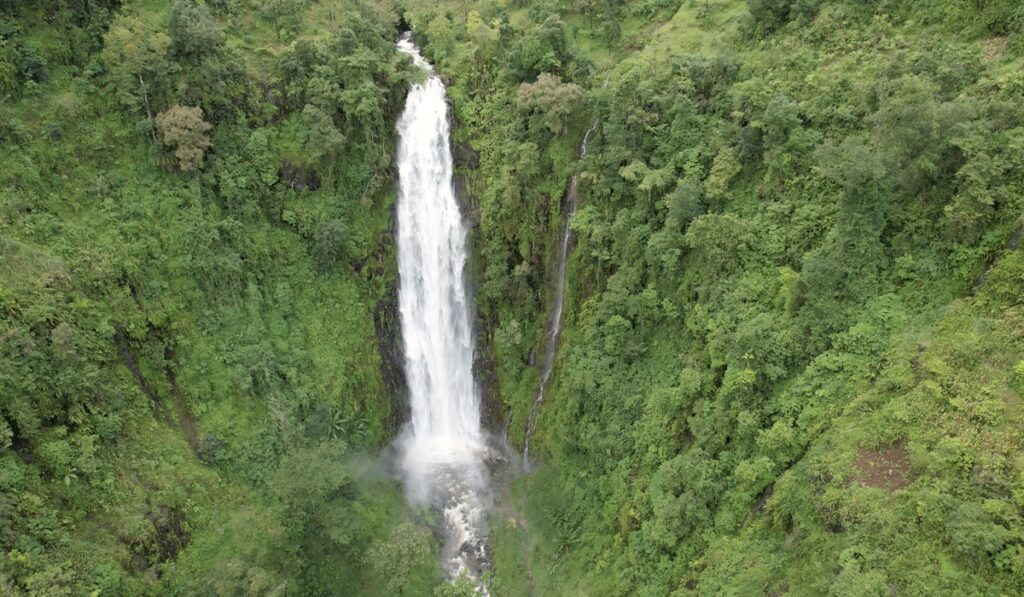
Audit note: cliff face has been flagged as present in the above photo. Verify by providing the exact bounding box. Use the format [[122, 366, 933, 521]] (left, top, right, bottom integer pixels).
[[450, 131, 507, 435], [374, 276, 408, 436]]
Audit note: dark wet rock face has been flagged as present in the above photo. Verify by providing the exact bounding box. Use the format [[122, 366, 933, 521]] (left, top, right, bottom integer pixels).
[[453, 141, 480, 170], [279, 161, 321, 191], [452, 173, 481, 227], [375, 278, 409, 435], [473, 329, 504, 433]]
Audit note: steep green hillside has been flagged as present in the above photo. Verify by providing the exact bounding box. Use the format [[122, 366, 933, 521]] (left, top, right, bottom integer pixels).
[[5, 0, 1024, 595], [403, 0, 1024, 594], [0, 1, 445, 594]]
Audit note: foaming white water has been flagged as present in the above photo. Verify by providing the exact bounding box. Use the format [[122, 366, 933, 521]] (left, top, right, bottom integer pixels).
[[394, 33, 492, 581]]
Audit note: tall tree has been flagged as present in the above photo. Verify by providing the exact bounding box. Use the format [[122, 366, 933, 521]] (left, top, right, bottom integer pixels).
[[155, 105, 213, 171], [100, 16, 171, 119], [516, 72, 584, 135]]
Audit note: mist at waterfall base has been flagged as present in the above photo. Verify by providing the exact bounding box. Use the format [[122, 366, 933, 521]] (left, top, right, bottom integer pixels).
[[392, 34, 508, 582]]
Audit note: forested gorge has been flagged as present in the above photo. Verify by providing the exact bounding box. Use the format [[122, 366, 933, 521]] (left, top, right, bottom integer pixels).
[[2, 0, 1024, 595]]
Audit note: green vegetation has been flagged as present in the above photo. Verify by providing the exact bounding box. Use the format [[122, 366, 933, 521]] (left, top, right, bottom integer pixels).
[[4, 0, 1024, 594], [403, 0, 1024, 594], [0, 0, 448, 594]]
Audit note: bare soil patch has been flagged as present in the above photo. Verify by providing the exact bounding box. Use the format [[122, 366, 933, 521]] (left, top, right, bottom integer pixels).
[[984, 36, 1008, 60], [853, 443, 912, 492]]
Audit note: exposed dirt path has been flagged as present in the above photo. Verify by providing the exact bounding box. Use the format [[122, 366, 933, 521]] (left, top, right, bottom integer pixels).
[[113, 324, 171, 424], [164, 345, 201, 458]]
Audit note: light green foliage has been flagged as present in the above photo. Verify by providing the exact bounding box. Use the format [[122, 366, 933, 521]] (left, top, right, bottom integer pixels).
[[814, 135, 886, 194], [364, 522, 436, 595], [434, 573, 479, 596], [516, 72, 584, 135], [704, 145, 741, 203], [100, 15, 171, 112], [465, 10, 498, 74], [426, 14, 456, 61]]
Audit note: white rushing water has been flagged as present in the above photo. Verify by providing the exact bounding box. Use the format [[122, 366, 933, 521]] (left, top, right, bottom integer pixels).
[[522, 120, 599, 469], [394, 33, 492, 581]]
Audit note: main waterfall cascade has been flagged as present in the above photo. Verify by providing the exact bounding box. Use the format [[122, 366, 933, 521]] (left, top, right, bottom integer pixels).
[[394, 34, 495, 580]]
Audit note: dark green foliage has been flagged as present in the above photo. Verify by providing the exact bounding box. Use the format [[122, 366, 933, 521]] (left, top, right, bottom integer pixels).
[[312, 219, 350, 274], [746, 0, 820, 35], [508, 15, 574, 81], [0, 20, 46, 97], [168, 0, 224, 61], [668, 178, 706, 227], [259, 0, 308, 40], [946, 502, 1017, 560]]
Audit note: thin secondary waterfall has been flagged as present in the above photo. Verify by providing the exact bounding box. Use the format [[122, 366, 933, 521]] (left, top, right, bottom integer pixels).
[[522, 121, 599, 468], [394, 33, 492, 580]]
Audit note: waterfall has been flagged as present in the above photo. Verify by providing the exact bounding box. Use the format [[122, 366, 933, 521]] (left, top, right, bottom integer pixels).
[[522, 121, 599, 469], [394, 33, 492, 580]]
